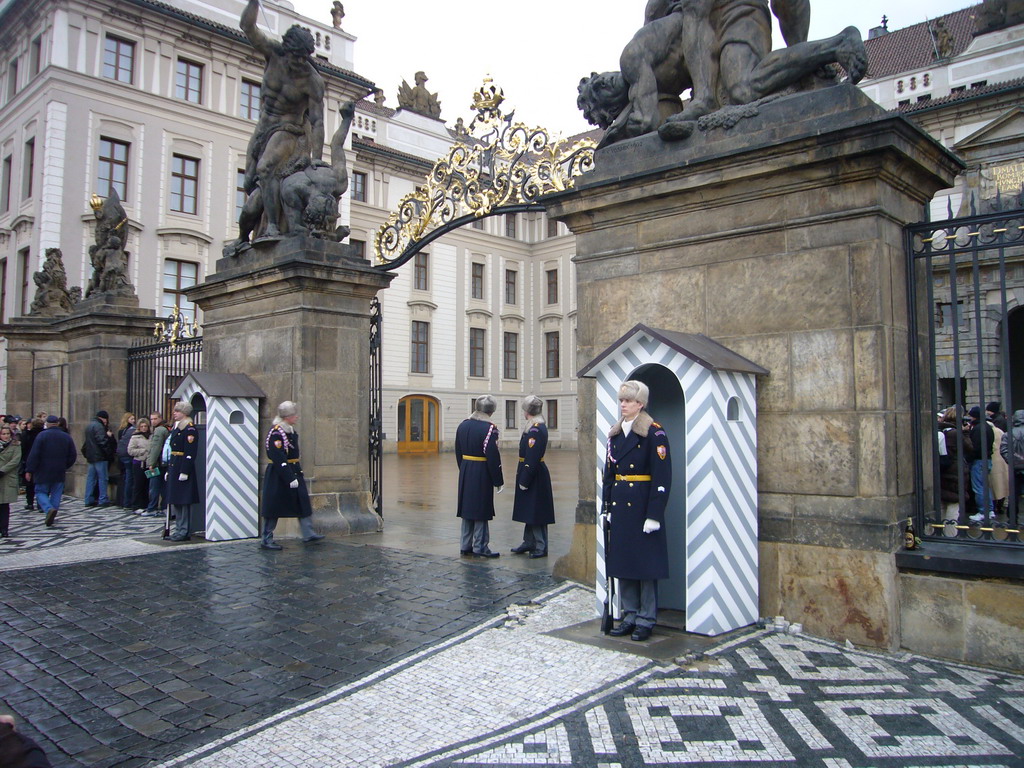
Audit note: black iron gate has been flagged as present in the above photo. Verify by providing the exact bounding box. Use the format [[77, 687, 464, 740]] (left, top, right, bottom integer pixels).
[[369, 295, 383, 518], [906, 207, 1024, 546], [126, 336, 202, 420]]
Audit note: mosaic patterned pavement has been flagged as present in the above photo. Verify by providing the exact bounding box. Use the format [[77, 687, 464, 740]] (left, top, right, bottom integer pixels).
[[154, 585, 1024, 768], [0, 496, 164, 552]]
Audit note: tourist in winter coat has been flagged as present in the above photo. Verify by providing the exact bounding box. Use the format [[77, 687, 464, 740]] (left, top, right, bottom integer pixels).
[[25, 417, 77, 527], [602, 380, 672, 642], [126, 418, 152, 512], [146, 412, 169, 515], [455, 395, 504, 558], [166, 402, 200, 542], [260, 401, 323, 550], [0, 425, 22, 538], [82, 410, 114, 506], [937, 407, 971, 521], [511, 395, 554, 558]]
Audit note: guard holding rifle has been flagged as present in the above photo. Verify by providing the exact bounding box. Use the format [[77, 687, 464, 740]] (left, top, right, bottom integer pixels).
[[602, 380, 671, 642]]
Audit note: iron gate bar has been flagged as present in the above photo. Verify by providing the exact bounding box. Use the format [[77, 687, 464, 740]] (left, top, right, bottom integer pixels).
[[369, 295, 383, 518], [906, 208, 1024, 547], [126, 336, 203, 420]]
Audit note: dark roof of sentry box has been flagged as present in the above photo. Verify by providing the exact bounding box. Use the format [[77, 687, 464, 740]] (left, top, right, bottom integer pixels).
[[578, 323, 769, 378], [172, 372, 266, 400]]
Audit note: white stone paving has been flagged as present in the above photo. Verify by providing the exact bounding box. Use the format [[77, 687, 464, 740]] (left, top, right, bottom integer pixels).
[[155, 585, 655, 768]]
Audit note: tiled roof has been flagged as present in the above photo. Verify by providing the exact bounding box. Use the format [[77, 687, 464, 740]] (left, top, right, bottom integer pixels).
[[356, 100, 397, 119], [863, 5, 980, 79], [352, 136, 434, 170], [896, 75, 1024, 113]]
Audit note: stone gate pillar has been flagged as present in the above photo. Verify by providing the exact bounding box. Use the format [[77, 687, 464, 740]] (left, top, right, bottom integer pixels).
[[544, 86, 962, 649], [188, 238, 394, 534]]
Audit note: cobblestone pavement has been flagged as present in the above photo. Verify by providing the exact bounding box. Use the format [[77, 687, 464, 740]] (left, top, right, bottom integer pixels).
[[1, 454, 1022, 767]]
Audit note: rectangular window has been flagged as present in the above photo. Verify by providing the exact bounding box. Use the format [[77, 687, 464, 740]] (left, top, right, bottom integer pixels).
[[175, 58, 203, 103], [546, 268, 558, 304], [545, 331, 560, 378], [240, 78, 261, 120], [505, 213, 516, 238], [547, 218, 558, 238], [352, 171, 367, 202], [546, 399, 558, 429], [103, 35, 134, 83], [937, 301, 966, 329], [235, 168, 246, 223], [411, 320, 429, 373], [350, 238, 366, 259], [0, 258, 6, 321], [505, 400, 517, 429], [469, 328, 485, 377], [162, 258, 198, 319], [471, 262, 484, 300], [503, 331, 518, 380], [30, 36, 42, 76], [504, 269, 517, 305], [19, 247, 30, 316], [6, 59, 18, 101], [472, 218, 484, 230], [1, 155, 11, 213], [414, 252, 429, 291], [97, 138, 129, 201], [22, 138, 34, 199], [170, 154, 199, 214]]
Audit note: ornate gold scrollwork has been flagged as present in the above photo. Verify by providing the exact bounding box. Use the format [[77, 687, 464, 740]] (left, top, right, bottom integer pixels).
[[373, 79, 596, 266], [154, 306, 200, 346]]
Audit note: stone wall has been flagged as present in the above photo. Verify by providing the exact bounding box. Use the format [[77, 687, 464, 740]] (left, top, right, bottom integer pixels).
[[546, 86, 963, 650]]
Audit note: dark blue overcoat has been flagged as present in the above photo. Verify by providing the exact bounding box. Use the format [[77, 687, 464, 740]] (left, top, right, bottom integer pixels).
[[603, 415, 672, 580], [455, 418, 503, 521], [512, 421, 555, 526], [262, 424, 312, 519], [166, 421, 201, 505]]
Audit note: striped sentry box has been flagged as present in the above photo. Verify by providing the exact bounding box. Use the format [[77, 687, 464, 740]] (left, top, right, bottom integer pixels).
[[579, 324, 769, 636]]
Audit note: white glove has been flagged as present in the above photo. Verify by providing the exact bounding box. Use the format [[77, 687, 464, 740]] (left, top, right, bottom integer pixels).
[[519, 484, 527, 491], [600, 513, 611, 527], [643, 518, 661, 534], [289, 479, 299, 489], [178, 473, 188, 481], [496, 485, 504, 494], [164, 473, 168, 481]]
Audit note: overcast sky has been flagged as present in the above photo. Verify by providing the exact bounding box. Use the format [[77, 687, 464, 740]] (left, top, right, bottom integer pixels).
[[292, 0, 982, 137]]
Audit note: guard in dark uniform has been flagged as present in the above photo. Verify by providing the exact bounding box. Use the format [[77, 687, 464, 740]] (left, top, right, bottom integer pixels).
[[166, 401, 200, 541], [511, 395, 555, 558], [260, 400, 323, 550], [455, 395, 504, 558], [603, 380, 671, 641]]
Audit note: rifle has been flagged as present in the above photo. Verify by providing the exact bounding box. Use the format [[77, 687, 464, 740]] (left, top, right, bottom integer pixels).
[[600, 512, 615, 634]]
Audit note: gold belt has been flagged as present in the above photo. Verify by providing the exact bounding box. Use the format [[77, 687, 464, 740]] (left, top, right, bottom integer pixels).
[[518, 457, 544, 462], [615, 474, 651, 481], [287, 459, 300, 464], [171, 451, 185, 456], [462, 455, 486, 462]]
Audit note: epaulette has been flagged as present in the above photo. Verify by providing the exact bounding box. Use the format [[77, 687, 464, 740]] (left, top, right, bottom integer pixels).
[[652, 421, 662, 428]]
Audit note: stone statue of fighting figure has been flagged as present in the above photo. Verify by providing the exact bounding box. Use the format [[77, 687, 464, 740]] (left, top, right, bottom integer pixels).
[[578, 0, 868, 148], [227, 0, 328, 253]]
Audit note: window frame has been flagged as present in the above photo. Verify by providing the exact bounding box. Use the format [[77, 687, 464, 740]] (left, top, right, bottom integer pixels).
[[1, 155, 11, 213], [546, 268, 558, 305], [505, 213, 516, 238], [169, 153, 200, 215], [21, 138, 34, 200], [545, 331, 560, 379], [505, 400, 517, 430], [503, 331, 518, 380], [471, 262, 484, 300], [239, 78, 261, 120], [351, 171, 367, 202], [103, 35, 135, 84], [413, 252, 429, 291], [97, 137, 130, 202], [161, 258, 199, 320], [546, 399, 559, 429], [18, 247, 30, 316], [410, 320, 430, 374], [175, 58, 203, 104], [504, 268, 517, 305], [469, 327, 486, 378]]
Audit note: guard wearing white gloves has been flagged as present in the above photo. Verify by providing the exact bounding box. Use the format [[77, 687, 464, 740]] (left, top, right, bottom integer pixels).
[[166, 401, 201, 542], [602, 380, 671, 641], [260, 401, 323, 550]]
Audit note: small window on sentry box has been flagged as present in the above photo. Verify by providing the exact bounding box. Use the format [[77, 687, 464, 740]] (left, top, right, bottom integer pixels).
[[230, 410, 244, 425], [726, 397, 740, 422]]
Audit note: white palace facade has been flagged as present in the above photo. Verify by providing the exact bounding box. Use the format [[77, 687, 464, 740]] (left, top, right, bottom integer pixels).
[[0, 0, 581, 452]]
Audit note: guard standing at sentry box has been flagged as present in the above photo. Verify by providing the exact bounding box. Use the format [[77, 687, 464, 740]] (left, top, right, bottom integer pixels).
[[166, 401, 200, 542], [511, 395, 555, 558], [602, 380, 671, 642]]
